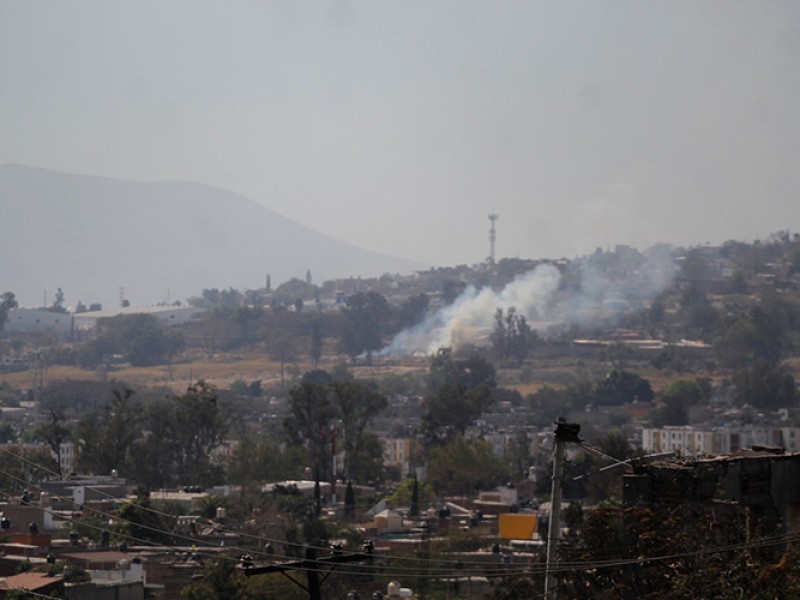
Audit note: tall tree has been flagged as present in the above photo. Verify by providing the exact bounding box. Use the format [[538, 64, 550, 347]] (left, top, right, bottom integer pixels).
[[733, 360, 796, 410], [715, 294, 799, 369], [492, 307, 535, 367], [344, 481, 356, 520], [76, 388, 141, 477], [0, 292, 17, 331], [51, 287, 66, 313], [427, 436, 509, 496], [330, 380, 387, 481], [284, 382, 337, 482], [592, 370, 654, 406], [395, 293, 430, 330], [92, 313, 185, 367], [129, 400, 181, 488], [422, 383, 493, 446], [340, 291, 389, 364], [423, 350, 497, 446], [309, 318, 323, 368], [409, 476, 420, 517], [171, 382, 229, 485], [0, 445, 58, 491], [426, 348, 496, 395], [31, 408, 70, 477]]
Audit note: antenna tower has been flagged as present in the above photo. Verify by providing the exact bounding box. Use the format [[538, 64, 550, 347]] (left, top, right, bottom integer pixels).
[[488, 212, 499, 264]]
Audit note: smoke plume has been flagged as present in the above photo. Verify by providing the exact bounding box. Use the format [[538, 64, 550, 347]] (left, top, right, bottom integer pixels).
[[383, 264, 561, 356], [383, 248, 678, 356]]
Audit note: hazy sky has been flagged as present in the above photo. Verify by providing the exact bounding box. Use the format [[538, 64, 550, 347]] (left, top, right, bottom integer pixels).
[[2, 1, 799, 268]]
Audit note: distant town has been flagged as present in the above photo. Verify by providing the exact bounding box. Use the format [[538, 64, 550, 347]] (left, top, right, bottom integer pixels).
[[1, 231, 800, 599]]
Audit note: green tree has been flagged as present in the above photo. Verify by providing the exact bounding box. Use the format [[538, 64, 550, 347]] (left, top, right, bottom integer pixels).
[[30, 408, 70, 477], [91, 313, 185, 366], [592, 370, 654, 406], [506, 428, 532, 480], [654, 378, 706, 426], [340, 291, 389, 364], [491, 307, 534, 367], [118, 492, 175, 545], [171, 382, 229, 485], [715, 295, 798, 369], [596, 430, 632, 461], [733, 360, 796, 410], [426, 348, 496, 395], [422, 383, 492, 446], [190, 287, 243, 309], [664, 379, 703, 404], [409, 476, 420, 517], [0, 292, 18, 331], [427, 436, 508, 496], [51, 287, 66, 313], [284, 382, 338, 482], [75, 388, 141, 477], [126, 383, 229, 487], [181, 558, 244, 600], [267, 332, 299, 385], [227, 434, 306, 486], [330, 380, 387, 481], [0, 444, 58, 492], [387, 477, 434, 510], [126, 400, 178, 488], [0, 420, 14, 444], [395, 293, 430, 330], [345, 431, 385, 484]]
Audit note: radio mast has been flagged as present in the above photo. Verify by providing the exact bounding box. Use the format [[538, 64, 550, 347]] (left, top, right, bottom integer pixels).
[[488, 212, 499, 264]]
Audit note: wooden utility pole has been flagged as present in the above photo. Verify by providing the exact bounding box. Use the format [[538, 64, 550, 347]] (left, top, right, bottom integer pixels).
[[544, 418, 581, 599], [244, 545, 374, 600]]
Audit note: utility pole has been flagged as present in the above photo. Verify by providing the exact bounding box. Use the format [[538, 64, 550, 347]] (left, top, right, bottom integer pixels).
[[544, 418, 581, 599], [244, 544, 375, 600]]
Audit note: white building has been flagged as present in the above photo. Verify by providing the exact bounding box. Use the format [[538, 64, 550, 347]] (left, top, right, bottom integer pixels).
[[641, 425, 800, 457], [5, 308, 74, 335], [383, 438, 412, 479], [5, 305, 205, 335]]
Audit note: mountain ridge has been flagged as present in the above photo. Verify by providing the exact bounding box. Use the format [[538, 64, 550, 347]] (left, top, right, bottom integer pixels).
[[0, 164, 427, 308]]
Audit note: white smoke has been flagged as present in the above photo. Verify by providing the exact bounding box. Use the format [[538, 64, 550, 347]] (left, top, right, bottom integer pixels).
[[382, 264, 562, 356], [383, 247, 679, 356]]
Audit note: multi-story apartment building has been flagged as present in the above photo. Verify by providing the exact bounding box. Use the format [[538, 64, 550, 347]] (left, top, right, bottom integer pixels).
[[641, 425, 800, 457]]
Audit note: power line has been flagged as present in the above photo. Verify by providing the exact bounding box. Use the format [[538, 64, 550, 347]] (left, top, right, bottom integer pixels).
[[2, 449, 799, 582]]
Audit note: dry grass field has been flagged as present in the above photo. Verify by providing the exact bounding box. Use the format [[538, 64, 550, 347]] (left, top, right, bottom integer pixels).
[[0, 344, 733, 399], [0, 355, 300, 393]]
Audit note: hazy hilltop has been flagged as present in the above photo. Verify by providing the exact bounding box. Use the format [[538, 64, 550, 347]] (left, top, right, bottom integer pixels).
[[0, 165, 426, 308]]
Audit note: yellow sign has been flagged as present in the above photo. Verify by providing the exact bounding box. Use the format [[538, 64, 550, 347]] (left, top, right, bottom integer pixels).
[[498, 513, 537, 540]]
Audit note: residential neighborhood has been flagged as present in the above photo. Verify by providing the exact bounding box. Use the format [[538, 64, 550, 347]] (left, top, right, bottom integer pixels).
[[1, 234, 800, 598]]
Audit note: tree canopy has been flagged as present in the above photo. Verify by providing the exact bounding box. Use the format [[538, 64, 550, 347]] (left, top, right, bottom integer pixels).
[[592, 370, 654, 406], [340, 291, 390, 364]]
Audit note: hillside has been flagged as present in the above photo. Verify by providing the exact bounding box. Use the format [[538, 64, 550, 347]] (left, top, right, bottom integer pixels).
[[0, 165, 426, 308]]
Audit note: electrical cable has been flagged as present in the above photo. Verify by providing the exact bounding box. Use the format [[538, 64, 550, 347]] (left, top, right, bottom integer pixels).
[[4, 449, 800, 582], [0, 446, 529, 571], [0, 475, 499, 580]]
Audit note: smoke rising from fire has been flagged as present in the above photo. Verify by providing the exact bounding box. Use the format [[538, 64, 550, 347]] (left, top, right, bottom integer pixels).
[[383, 249, 677, 356], [383, 264, 561, 356]]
